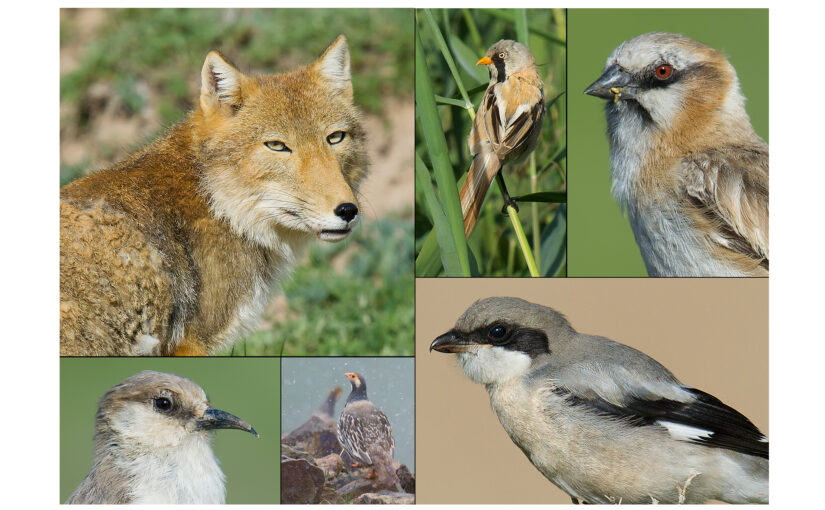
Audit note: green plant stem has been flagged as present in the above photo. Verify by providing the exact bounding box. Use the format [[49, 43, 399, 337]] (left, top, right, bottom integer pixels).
[[506, 205, 539, 277], [506, 238, 516, 275], [415, 23, 471, 276], [529, 153, 540, 271], [461, 8, 483, 52], [515, 9, 529, 46], [435, 95, 469, 108], [422, 9, 475, 120], [480, 9, 565, 45]]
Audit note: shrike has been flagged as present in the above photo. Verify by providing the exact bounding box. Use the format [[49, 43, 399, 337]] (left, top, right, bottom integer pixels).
[[431, 297, 768, 504], [66, 371, 258, 504], [585, 32, 768, 276]]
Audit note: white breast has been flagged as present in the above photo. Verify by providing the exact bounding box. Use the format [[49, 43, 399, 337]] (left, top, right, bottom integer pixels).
[[122, 435, 226, 504]]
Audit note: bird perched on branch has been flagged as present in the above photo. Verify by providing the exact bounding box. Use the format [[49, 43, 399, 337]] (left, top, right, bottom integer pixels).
[[66, 371, 258, 504], [460, 40, 545, 237], [430, 297, 768, 504], [337, 372, 400, 490], [585, 32, 768, 276]]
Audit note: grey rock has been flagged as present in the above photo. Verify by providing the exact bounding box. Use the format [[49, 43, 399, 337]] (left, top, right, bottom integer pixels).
[[353, 492, 416, 504], [281, 459, 325, 504]]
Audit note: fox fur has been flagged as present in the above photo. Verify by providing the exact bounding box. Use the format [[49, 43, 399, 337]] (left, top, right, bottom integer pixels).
[[60, 36, 368, 356]]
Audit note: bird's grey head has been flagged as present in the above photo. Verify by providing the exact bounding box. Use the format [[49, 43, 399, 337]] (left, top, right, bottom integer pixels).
[[344, 372, 368, 403], [478, 40, 536, 83], [95, 371, 258, 452], [584, 32, 741, 131], [430, 297, 575, 385]]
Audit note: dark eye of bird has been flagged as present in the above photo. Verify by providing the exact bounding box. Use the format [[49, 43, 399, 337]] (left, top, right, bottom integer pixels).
[[264, 140, 291, 153], [498, 52, 506, 59], [154, 397, 173, 412], [655, 64, 674, 80], [327, 131, 346, 145], [489, 325, 507, 340]]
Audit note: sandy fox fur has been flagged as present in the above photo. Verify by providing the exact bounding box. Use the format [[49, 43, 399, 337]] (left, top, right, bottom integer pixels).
[[61, 36, 368, 356]]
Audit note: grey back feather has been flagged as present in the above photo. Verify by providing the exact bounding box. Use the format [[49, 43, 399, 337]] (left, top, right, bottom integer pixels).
[[532, 333, 692, 406]]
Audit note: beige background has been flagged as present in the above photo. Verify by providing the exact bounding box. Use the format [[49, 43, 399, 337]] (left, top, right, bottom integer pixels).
[[415, 278, 768, 504]]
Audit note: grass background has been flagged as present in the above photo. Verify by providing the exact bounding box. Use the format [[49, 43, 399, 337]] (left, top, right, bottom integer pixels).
[[414, 8, 567, 277], [218, 218, 413, 356], [60, 8, 414, 356], [567, 9, 769, 276], [61, 8, 413, 184], [60, 358, 280, 503]]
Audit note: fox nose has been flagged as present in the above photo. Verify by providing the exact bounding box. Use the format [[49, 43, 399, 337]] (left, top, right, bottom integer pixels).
[[334, 202, 358, 223]]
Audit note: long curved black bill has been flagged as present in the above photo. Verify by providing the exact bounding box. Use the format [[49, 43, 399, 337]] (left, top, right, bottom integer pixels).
[[198, 407, 259, 437]]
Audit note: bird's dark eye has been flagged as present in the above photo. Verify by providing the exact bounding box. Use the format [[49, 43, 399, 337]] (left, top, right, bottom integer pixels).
[[498, 52, 506, 59], [489, 325, 507, 340], [264, 140, 291, 153], [327, 131, 346, 145], [154, 397, 173, 412], [655, 64, 674, 80]]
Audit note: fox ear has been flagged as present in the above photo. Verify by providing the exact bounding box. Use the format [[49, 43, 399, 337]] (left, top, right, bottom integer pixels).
[[201, 51, 244, 115], [314, 35, 352, 97]]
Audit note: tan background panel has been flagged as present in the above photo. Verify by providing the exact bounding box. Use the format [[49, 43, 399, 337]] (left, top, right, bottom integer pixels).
[[415, 278, 768, 504]]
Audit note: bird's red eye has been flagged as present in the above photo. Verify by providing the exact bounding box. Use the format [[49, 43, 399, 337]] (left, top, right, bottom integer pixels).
[[655, 64, 673, 80]]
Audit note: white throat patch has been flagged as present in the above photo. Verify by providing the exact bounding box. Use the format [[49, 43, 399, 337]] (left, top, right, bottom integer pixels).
[[457, 346, 532, 385]]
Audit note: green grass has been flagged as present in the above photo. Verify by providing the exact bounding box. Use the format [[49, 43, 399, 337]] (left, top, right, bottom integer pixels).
[[414, 8, 567, 277], [218, 215, 414, 356], [60, 8, 413, 117]]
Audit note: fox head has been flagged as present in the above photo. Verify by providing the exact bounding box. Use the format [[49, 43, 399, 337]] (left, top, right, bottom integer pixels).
[[194, 35, 368, 248]]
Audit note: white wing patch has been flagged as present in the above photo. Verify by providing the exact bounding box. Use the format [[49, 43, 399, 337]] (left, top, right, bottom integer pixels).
[[658, 420, 713, 442]]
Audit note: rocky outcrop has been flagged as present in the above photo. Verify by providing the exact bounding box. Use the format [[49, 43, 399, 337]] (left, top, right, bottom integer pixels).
[[281, 387, 414, 504], [281, 459, 326, 504], [353, 492, 416, 504]]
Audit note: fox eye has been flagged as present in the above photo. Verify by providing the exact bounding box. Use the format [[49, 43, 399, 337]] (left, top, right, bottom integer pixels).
[[655, 64, 674, 80], [264, 140, 291, 153], [327, 131, 346, 145], [489, 325, 507, 340], [153, 397, 173, 412]]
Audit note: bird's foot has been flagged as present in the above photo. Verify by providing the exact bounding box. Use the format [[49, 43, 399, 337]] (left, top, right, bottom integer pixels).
[[501, 197, 520, 215], [365, 468, 378, 480]]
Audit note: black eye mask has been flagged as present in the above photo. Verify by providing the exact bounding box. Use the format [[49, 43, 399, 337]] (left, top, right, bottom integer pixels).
[[474, 321, 551, 359]]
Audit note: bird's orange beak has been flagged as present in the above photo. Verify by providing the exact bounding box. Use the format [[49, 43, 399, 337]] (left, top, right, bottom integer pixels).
[[344, 372, 356, 380], [476, 56, 492, 66]]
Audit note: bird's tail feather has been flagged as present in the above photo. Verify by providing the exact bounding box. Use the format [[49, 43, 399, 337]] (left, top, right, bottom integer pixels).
[[459, 150, 501, 237]]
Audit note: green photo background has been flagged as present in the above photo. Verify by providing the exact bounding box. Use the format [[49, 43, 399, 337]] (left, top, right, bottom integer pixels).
[[567, 9, 768, 276], [60, 358, 280, 503]]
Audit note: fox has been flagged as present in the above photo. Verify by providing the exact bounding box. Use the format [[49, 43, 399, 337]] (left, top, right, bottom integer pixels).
[[60, 35, 368, 356]]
